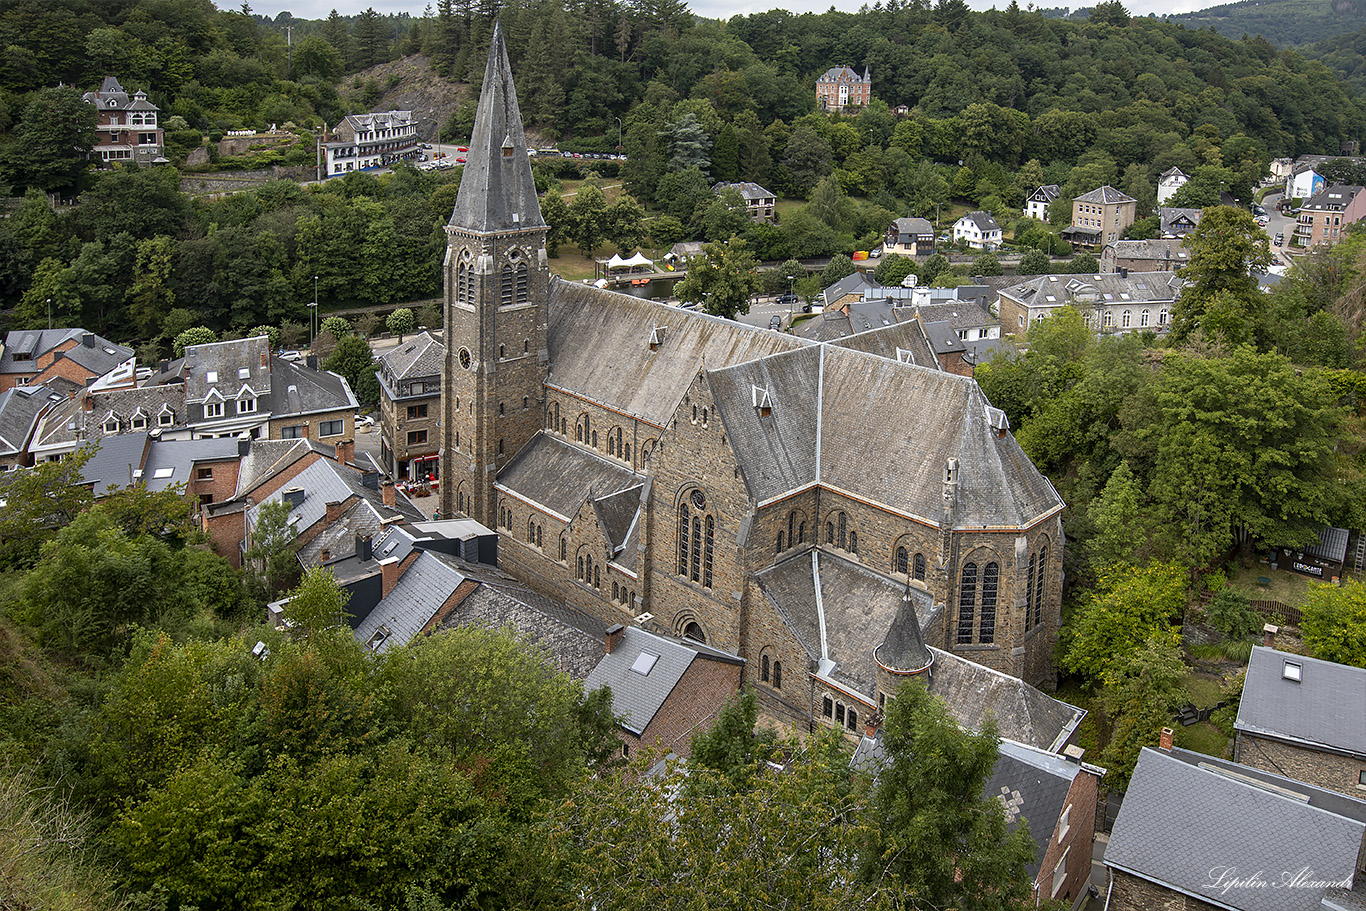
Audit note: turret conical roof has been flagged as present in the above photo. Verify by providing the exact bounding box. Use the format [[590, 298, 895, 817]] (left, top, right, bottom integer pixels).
[[448, 21, 545, 233]]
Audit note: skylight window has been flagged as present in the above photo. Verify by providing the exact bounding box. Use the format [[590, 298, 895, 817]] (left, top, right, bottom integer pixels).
[[239, 367, 250, 379], [206, 370, 218, 383], [1283, 661, 1302, 682], [152, 467, 174, 479], [631, 652, 659, 675]]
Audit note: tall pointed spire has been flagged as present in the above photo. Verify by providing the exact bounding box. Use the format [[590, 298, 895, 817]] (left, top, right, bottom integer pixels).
[[448, 20, 545, 233]]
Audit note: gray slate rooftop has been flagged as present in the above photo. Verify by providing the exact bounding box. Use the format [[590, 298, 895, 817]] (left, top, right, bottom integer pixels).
[[1104, 747, 1366, 911], [1236, 646, 1366, 757], [496, 432, 643, 521], [378, 331, 444, 387], [986, 739, 1083, 878], [0, 329, 131, 377], [441, 581, 607, 680], [547, 281, 806, 428], [1075, 185, 1136, 204], [0, 386, 56, 457], [926, 647, 1085, 751], [583, 626, 706, 735], [354, 551, 469, 653]]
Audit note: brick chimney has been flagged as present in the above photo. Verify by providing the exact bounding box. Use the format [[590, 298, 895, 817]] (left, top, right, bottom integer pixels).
[[381, 556, 401, 598], [325, 500, 343, 523], [381, 480, 395, 507], [1159, 727, 1174, 752], [1263, 623, 1278, 648], [864, 717, 879, 739], [335, 438, 354, 465], [605, 623, 625, 654], [320, 547, 331, 562]]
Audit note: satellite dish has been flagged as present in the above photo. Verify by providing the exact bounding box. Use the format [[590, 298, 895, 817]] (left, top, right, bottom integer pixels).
[[901, 274, 919, 288]]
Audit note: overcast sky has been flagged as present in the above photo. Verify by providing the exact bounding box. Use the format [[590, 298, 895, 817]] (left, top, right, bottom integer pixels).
[[242, 0, 1207, 27]]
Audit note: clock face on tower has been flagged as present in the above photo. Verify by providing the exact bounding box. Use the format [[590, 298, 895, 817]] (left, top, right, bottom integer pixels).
[[458, 347, 472, 369]]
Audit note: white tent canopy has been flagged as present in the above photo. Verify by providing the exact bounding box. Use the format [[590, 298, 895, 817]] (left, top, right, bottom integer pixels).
[[603, 252, 656, 271]]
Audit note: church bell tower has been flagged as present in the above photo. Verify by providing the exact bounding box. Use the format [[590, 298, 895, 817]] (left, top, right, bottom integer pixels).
[[440, 21, 549, 526]]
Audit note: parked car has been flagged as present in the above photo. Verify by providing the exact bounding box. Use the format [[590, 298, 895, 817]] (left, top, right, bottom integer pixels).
[[1256, 215, 1269, 226], [768, 315, 783, 331], [1274, 232, 1284, 245]]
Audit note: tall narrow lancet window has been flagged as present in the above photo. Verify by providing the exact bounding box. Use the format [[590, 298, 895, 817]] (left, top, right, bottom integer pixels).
[[957, 563, 977, 644]]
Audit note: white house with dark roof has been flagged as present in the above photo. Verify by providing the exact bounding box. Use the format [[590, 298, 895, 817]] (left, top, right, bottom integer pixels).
[[1024, 184, 1060, 221], [712, 181, 777, 222], [1156, 167, 1189, 205], [323, 110, 420, 175], [1103, 744, 1366, 911], [1234, 646, 1366, 799], [953, 211, 1002, 250]]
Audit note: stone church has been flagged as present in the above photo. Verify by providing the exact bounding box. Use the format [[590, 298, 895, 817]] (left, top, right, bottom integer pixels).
[[440, 25, 1066, 732]]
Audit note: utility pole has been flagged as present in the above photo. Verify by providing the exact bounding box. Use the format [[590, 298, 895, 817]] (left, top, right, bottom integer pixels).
[[285, 25, 293, 76]]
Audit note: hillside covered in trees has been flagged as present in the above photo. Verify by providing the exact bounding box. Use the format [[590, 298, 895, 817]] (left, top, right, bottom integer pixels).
[[1169, 0, 1366, 47]]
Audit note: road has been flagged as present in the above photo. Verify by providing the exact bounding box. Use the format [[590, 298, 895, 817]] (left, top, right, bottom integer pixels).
[[1260, 190, 1297, 266]]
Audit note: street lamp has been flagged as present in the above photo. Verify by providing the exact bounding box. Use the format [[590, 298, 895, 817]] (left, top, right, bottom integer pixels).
[[786, 273, 796, 322], [309, 274, 319, 346], [46, 297, 51, 331], [613, 116, 622, 153]]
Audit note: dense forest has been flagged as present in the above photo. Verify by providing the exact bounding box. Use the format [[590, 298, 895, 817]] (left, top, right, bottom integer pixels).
[[3, 0, 1366, 345], [1169, 0, 1366, 47], [3, 0, 1366, 905]]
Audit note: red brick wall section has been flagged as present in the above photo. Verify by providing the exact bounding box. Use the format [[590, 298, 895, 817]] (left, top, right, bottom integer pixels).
[[1034, 769, 1099, 907], [638, 655, 744, 759]]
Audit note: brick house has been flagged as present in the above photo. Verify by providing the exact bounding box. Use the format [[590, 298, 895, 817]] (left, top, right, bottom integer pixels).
[[584, 623, 745, 758], [712, 182, 777, 222], [440, 26, 1066, 738], [1291, 185, 1366, 250], [323, 110, 420, 175], [376, 330, 443, 482], [1103, 742, 1366, 911], [1063, 186, 1137, 248], [815, 65, 871, 112], [82, 76, 166, 166], [0, 329, 132, 394], [1234, 646, 1366, 799], [79, 434, 243, 515], [852, 733, 1102, 910]]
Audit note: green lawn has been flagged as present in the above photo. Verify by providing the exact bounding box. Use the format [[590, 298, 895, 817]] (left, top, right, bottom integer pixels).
[[1225, 562, 1317, 606], [1174, 721, 1230, 758]]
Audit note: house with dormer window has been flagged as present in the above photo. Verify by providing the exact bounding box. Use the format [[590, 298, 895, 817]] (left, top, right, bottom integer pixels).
[[82, 76, 166, 166]]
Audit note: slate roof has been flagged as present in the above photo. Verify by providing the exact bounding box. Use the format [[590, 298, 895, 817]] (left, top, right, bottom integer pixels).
[[583, 626, 742, 736], [713, 181, 775, 201], [1159, 166, 1188, 182], [889, 216, 934, 237], [268, 356, 358, 418], [245, 452, 422, 536], [753, 550, 936, 697], [83, 76, 129, 107], [1074, 185, 1136, 205], [139, 437, 241, 492], [1027, 184, 1060, 203], [1236, 646, 1366, 757], [816, 65, 870, 83], [378, 331, 444, 386], [297, 498, 396, 568], [914, 300, 997, 331], [0, 386, 55, 457], [183, 336, 272, 404], [821, 270, 879, 308], [925, 647, 1085, 751], [1303, 525, 1350, 563], [1159, 207, 1203, 235], [1104, 238, 1189, 266], [354, 551, 469, 653], [546, 281, 806, 428], [793, 299, 902, 341], [496, 432, 643, 521], [0, 329, 131, 377], [850, 734, 1085, 880], [708, 344, 1063, 528], [957, 211, 1001, 234], [825, 318, 940, 367], [1302, 185, 1364, 213], [593, 484, 644, 557], [1104, 747, 1366, 911], [441, 581, 607, 680], [1000, 271, 1183, 310], [80, 432, 149, 492], [231, 439, 319, 497], [986, 740, 1082, 878], [448, 21, 545, 234]]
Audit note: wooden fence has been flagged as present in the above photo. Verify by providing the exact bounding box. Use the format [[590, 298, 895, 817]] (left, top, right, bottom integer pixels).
[[1251, 599, 1301, 627]]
